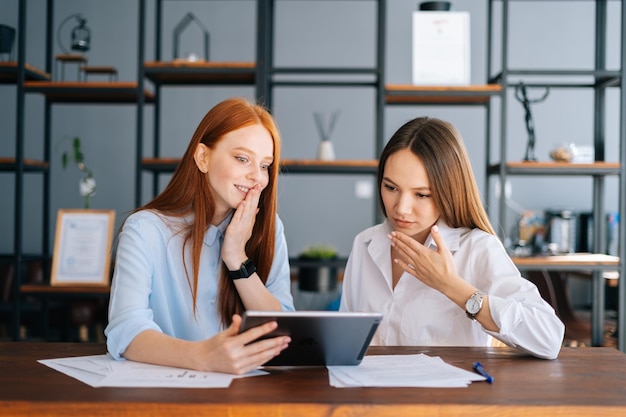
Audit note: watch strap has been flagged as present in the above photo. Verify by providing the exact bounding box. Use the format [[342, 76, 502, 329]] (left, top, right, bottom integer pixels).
[[228, 259, 256, 280]]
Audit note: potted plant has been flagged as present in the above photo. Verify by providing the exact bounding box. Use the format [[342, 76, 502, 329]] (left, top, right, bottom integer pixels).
[[297, 244, 339, 292], [59, 137, 96, 209]]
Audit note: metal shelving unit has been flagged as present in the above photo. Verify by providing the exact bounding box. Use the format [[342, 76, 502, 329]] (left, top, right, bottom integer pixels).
[[258, 0, 385, 270], [1, 0, 52, 341], [6, 1, 622, 347], [259, 0, 386, 156], [3, 0, 152, 341], [486, 0, 625, 351], [131, 0, 387, 274], [134, 0, 387, 206]]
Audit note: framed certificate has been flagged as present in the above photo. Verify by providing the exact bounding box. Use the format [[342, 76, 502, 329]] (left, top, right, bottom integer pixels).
[[51, 209, 116, 286]]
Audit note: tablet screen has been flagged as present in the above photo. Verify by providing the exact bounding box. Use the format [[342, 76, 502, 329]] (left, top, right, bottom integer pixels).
[[239, 310, 382, 366]]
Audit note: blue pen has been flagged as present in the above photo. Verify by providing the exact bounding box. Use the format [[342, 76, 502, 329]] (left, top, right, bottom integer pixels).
[[472, 362, 494, 383]]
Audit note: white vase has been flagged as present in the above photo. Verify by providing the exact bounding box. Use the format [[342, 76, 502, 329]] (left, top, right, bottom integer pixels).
[[317, 140, 335, 161], [79, 177, 96, 197]]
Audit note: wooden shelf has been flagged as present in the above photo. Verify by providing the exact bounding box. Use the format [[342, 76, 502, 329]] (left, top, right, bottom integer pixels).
[[141, 157, 180, 173], [141, 158, 379, 175], [81, 66, 118, 81], [0, 62, 50, 83], [489, 161, 620, 176], [0, 157, 48, 172], [513, 253, 620, 272], [143, 61, 256, 85], [289, 257, 348, 269], [21, 284, 110, 296], [281, 159, 378, 174], [23, 81, 154, 103], [385, 84, 502, 105], [489, 69, 622, 87], [54, 54, 87, 63]]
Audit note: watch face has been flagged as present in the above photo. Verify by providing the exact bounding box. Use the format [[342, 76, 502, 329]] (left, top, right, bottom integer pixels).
[[467, 298, 481, 314]]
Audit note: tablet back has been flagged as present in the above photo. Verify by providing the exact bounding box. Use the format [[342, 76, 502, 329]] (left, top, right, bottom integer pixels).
[[240, 311, 382, 366]]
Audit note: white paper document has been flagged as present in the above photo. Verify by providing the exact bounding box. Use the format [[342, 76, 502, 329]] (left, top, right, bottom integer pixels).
[[38, 354, 266, 388], [327, 354, 486, 388]]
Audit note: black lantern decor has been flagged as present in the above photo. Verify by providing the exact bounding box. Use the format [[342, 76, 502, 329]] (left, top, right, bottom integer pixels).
[[57, 13, 91, 55], [55, 14, 91, 80]]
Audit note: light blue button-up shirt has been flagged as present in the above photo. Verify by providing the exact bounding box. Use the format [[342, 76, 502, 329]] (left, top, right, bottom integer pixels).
[[105, 210, 294, 359]]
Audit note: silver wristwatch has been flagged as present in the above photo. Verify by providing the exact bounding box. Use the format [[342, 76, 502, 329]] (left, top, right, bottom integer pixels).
[[465, 290, 486, 320]]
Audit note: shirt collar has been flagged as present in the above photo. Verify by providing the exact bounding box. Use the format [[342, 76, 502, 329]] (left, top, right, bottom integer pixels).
[[423, 218, 462, 253], [205, 212, 233, 246]]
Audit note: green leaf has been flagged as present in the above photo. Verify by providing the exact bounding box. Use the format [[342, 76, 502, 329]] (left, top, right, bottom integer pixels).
[[72, 137, 80, 151]]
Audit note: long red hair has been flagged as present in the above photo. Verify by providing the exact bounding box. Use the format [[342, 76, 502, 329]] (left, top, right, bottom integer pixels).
[[140, 97, 281, 327]]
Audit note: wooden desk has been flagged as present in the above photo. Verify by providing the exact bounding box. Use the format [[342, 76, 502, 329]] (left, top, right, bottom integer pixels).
[[1, 343, 625, 416]]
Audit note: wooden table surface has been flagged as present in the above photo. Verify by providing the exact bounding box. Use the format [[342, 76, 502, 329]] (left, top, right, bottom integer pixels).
[[1, 343, 625, 416]]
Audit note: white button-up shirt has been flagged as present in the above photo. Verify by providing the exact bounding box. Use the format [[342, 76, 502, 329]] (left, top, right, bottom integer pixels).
[[340, 219, 564, 359], [105, 210, 294, 359]]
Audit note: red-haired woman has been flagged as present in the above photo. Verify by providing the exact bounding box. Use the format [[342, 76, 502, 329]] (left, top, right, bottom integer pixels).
[[105, 98, 293, 374]]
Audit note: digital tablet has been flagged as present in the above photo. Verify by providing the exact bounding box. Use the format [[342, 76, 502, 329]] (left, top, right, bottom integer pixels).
[[240, 310, 383, 366]]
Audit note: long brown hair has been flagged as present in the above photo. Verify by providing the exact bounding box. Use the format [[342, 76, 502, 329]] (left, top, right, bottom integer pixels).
[[377, 117, 495, 235], [140, 97, 281, 327]]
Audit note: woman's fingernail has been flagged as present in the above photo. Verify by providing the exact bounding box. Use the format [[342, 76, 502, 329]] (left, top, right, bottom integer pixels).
[[432, 225, 439, 233]]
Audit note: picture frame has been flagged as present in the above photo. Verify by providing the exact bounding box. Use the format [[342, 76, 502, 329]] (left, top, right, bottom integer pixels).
[[412, 10, 470, 85], [51, 209, 115, 286]]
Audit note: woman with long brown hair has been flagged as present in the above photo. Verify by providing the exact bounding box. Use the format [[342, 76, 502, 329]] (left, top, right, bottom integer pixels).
[[340, 116, 564, 359], [105, 98, 293, 374]]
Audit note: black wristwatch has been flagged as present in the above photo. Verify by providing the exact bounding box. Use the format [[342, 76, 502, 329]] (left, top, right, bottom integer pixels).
[[228, 259, 257, 280]]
